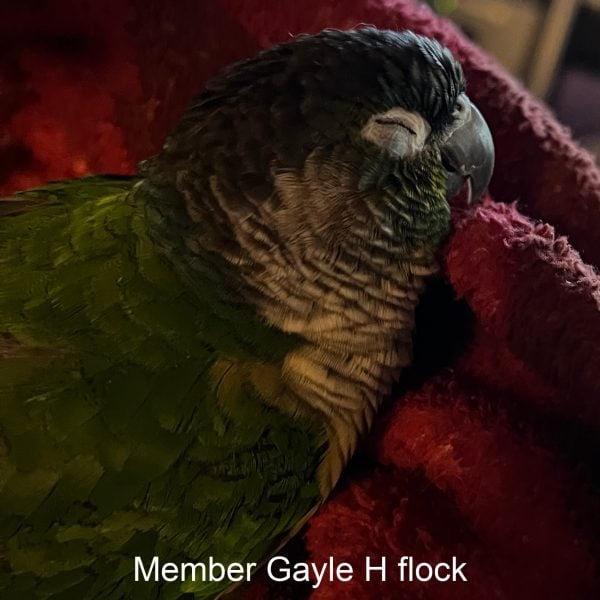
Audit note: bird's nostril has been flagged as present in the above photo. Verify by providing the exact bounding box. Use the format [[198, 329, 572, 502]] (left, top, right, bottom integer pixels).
[[453, 95, 470, 120]]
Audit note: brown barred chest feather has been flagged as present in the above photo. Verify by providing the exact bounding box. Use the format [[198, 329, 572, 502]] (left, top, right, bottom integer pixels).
[[258, 249, 437, 493], [189, 163, 444, 494]]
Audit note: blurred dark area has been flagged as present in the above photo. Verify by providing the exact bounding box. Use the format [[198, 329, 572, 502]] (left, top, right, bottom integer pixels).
[[0, 0, 261, 194], [554, 3, 600, 158]]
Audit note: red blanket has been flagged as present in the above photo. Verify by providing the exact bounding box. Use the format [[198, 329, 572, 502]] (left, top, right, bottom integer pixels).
[[2, 1, 600, 598]]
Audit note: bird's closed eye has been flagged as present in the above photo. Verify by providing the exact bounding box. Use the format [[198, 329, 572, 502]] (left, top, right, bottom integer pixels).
[[372, 117, 417, 136], [362, 107, 431, 159]]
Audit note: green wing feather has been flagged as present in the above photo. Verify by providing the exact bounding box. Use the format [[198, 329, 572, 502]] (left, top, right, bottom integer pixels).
[[0, 176, 324, 599]]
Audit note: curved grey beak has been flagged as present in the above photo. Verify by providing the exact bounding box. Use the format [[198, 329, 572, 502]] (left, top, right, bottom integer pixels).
[[441, 101, 495, 203]]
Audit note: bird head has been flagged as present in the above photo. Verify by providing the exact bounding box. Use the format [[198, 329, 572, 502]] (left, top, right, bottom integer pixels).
[[148, 28, 494, 254]]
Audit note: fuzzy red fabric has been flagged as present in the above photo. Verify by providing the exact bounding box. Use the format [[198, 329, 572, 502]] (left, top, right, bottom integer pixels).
[[2, 1, 600, 599]]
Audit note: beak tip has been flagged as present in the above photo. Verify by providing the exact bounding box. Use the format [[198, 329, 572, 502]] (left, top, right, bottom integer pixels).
[[466, 178, 473, 205]]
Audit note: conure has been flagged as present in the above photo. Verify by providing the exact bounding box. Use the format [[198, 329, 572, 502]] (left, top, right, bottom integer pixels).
[[0, 28, 494, 599]]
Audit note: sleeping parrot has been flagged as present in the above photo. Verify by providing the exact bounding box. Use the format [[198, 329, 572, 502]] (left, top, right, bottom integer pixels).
[[0, 28, 494, 599]]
